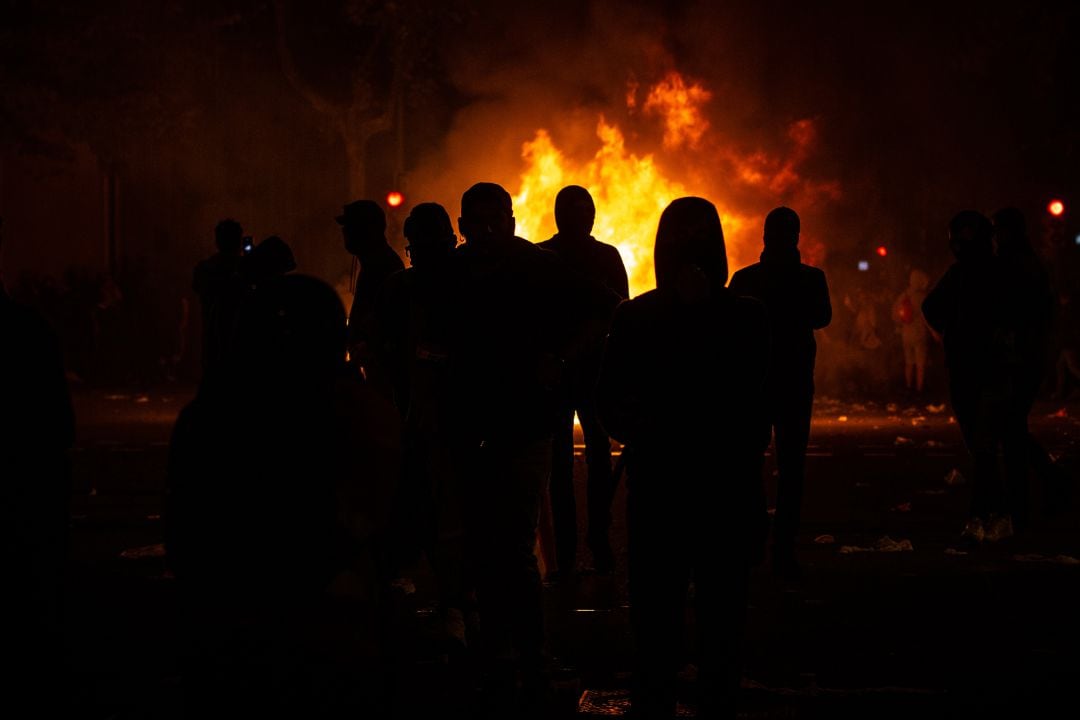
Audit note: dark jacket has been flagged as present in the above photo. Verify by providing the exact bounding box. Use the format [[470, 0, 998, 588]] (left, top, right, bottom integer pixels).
[[728, 253, 830, 395]]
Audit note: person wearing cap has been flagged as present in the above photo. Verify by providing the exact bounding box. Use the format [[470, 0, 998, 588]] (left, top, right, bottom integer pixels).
[[338, 200, 404, 385], [373, 203, 468, 651]]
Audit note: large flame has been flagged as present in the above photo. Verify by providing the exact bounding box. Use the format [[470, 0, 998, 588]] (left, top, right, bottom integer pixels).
[[513, 119, 695, 296], [509, 72, 836, 297]]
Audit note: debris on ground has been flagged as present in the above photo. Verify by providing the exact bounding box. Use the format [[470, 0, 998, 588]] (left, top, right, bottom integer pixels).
[[814, 535, 836, 544], [895, 436, 914, 446], [838, 416, 849, 422], [1014, 553, 1080, 566], [917, 489, 947, 496], [944, 468, 965, 486], [135, 394, 150, 404], [1049, 407, 1069, 419], [886, 403, 899, 413], [944, 548, 969, 556], [910, 416, 927, 426], [891, 502, 912, 513], [927, 403, 946, 413], [924, 440, 945, 449], [120, 543, 166, 560], [840, 536, 914, 554]]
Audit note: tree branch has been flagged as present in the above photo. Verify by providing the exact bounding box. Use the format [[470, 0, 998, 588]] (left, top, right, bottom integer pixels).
[[274, 0, 344, 131]]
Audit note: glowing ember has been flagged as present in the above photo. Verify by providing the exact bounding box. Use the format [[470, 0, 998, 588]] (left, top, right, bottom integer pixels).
[[1048, 199, 1065, 217], [386, 191, 405, 208]]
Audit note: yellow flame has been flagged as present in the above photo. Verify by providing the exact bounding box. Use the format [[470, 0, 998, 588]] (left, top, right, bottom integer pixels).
[[513, 118, 691, 296], [643, 72, 712, 149]]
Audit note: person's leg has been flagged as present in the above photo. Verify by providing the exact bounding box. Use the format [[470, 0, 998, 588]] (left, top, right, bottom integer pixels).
[[548, 406, 578, 574], [914, 340, 928, 392], [694, 556, 750, 720], [579, 397, 617, 572], [628, 486, 689, 720], [773, 393, 812, 570]]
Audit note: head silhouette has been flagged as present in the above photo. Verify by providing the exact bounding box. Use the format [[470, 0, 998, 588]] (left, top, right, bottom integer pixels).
[[948, 210, 993, 262], [337, 200, 387, 257], [992, 207, 1030, 258], [763, 207, 800, 250], [215, 219, 244, 255], [231, 274, 347, 396], [554, 185, 595, 240], [404, 203, 456, 268], [459, 182, 515, 251], [654, 197, 727, 300], [250, 235, 297, 280]]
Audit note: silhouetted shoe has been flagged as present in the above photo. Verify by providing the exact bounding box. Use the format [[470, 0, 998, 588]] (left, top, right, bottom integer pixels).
[[984, 515, 1014, 543], [960, 517, 985, 545], [772, 550, 802, 581]]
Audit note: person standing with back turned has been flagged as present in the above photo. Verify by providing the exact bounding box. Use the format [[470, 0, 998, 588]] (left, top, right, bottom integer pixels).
[[728, 207, 831, 579]]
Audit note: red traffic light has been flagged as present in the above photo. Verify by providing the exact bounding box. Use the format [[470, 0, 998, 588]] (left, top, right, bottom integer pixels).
[[1048, 199, 1065, 217], [386, 191, 405, 208], [876, 245, 888, 257]]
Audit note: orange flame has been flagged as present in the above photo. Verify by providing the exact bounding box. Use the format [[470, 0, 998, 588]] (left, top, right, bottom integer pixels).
[[506, 72, 836, 297], [514, 118, 726, 296], [642, 72, 712, 150]]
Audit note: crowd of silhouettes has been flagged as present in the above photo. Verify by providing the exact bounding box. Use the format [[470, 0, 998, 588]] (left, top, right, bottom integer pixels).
[[0, 183, 1071, 719]]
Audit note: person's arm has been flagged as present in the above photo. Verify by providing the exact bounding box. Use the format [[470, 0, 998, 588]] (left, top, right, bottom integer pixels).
[[807, 269, 832, 330], [610, 246, 630, 300], [596, 301, 640, 445], [921, 266, 956, 336]]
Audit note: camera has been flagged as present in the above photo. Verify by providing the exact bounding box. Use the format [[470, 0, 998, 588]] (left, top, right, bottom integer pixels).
[[242, 236, 254, 254]]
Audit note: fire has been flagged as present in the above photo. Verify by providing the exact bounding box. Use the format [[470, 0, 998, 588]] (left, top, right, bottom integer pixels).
[[508, 72, 836, 297], [513, 119, 693, 296], [642, 72, 712, 150]]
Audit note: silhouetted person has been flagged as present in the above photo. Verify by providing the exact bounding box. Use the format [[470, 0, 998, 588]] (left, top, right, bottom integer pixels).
[[923, 211, 1009, 542], [450, 182, 613, 714], [374, 203, 468, 648], [597, 197, 770, 720], [893, 269, 931, 393], [728, 207, 831, 578], [0, 219, 75, 715], [538, 185, 628, 576], [165, 274, 400, 718], [192, 219, 249, 381], [994, 208, 1057, 528], [339, 200, 404, 385], [247, 234, 297, 288]]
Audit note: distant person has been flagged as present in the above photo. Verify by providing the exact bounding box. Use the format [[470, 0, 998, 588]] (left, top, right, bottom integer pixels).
[[165, 274, 400, 718], [192, 219, 250, 382], [893, 269, 931, 394], [993, 208, 1057, 529], [923, 211, 1009, 543], [338, 200, 404, 385], [1052, 291, 1080, 400], [374, 203, 468, 651], [449, 182, 613, 714], [0, 218, 75, 715], [538, 185, 628, 577], [728, 207, 831, 578], [598, 197, 770, 720]]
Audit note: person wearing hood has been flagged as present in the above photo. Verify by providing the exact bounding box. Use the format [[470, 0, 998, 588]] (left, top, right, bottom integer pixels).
[[597, 197, 770, 720], [538, 185, 628, 577], [893, 269, 931, 394], [728, 207, 831, 579]]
